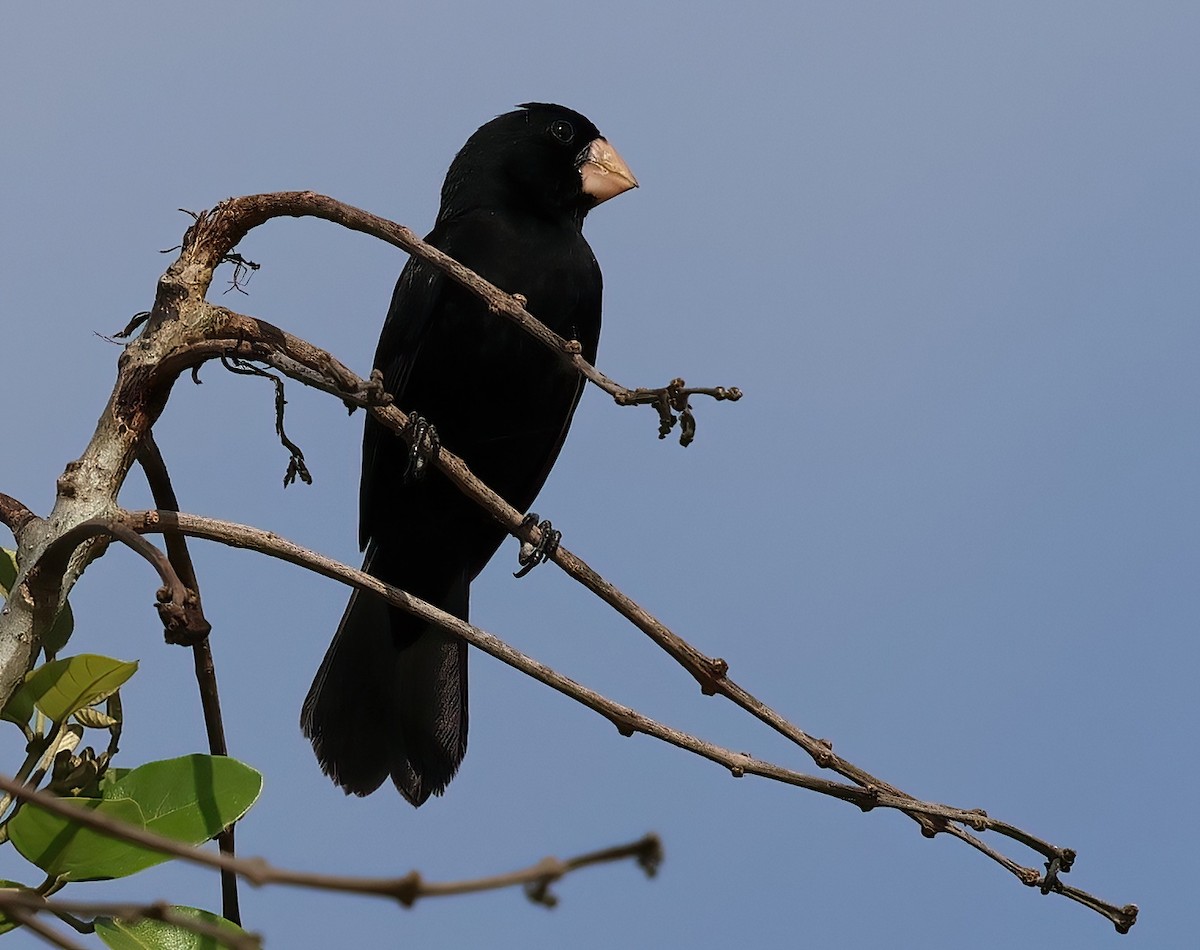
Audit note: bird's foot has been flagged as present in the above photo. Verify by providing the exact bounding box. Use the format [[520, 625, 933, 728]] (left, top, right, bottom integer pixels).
[[402, 412, 440, 482], [513, 513, 561, 578]]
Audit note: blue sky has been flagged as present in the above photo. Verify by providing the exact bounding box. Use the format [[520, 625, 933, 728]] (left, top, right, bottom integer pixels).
[[2, 4, 1195, 947]]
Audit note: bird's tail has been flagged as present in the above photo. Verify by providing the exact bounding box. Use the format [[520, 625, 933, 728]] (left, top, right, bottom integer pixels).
[[300, 549, 469, 805]]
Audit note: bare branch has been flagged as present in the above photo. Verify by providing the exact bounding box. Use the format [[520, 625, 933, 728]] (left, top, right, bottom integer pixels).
[[615, 377, 744, 446], [135, 433, 240, 925], [52, 276, 1130, 926], [0, 773, 657, 911], [0, 493, 38, 541], [129, 509, 871, 797], [3, 906, 84, 950], [219, 353, 311, 486], [28, 517, 207, 646], [1, 189, 737, 703], [126, 506, 1137, 933], [0, 890, 259, 950], [0, 190, 1136, 935], [168, 192, 741, 444]]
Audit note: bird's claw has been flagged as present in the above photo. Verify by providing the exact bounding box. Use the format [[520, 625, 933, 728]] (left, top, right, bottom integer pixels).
[[402, 412, 440, 482], [514, 513, 561, 578]]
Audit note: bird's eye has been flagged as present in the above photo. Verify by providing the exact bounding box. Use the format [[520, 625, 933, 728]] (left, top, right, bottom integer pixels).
[[549, 119, 575, 144]]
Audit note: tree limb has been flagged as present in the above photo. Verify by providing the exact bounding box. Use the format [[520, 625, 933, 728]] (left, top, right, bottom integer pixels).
[[127, 507, 1136, 933], [0, 191, 1136, 935], [0, 494, 38, 540], [156, 191, 741, 440], [135, 433, 240, 925], [0, 773, 658, 912], [0, 890, 259, 950]]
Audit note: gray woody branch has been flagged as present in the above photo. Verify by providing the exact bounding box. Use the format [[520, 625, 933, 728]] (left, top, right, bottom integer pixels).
[[0, 192, 1134, 934]]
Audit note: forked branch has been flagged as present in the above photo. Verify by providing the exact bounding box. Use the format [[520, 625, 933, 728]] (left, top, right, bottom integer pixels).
[[0, 192, 1135, 936]]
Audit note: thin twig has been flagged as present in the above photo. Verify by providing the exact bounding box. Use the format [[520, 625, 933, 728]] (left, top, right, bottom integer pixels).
[[130, 511, 868, 795], [3, 906, 85, 950], [0, 890, 259, 950], [125, 506, 1137, 934], [220, 251, 260, 296], [88, 305, 1133, 925], [219, 353, 311, 486], [27, 518, 207, 646], [0, 773, 657, 910], [169, 333, 969, 824], [135, 432, 240, 926], [0, 189, 1136, 936], [168, 192, 741, 445]]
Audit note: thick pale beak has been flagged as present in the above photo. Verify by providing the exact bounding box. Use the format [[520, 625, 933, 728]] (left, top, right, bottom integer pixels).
[[579, 138, 638, 204]]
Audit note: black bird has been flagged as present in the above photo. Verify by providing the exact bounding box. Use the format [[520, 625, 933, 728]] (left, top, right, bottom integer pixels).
[[301, 103, 637, 805]]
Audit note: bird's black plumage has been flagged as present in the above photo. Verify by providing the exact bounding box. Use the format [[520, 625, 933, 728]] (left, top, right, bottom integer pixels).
[[301, 103, 636, 805]]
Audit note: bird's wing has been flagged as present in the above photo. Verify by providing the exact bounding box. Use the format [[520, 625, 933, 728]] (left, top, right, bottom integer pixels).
[[358, 234, 447, 551]]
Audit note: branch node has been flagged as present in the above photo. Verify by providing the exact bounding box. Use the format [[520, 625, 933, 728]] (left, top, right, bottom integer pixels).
[[56, 460, 84, 500], [1115, 905, 1139, 935], [523, 857, 565, 908], [362, 369, 394, 408], [156, 582, 210, 647], [1018, 866, 1041, 886], [612, 377, 741, 446], [919, 816, 951, 839], [395, 870, 422, 908], [1040, 855, 1065, 895], [856, 783, 880, 812], [635, 834, 664, 877], [609, 710, 637, 737], [314, 354, 365, 411], [697, 657, 729, 695]]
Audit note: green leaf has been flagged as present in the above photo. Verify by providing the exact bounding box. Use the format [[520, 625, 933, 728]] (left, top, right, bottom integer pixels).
[[95, 906, 254, 950], [113, 756, 263, 844], [0, 549, 74, 656], [43, 598, 75, 657], [8, 796, 144, 880], [9, 754, 263, 881], [0, 682, 34, 727], [99, 767, 133, 794], [23, 654, 137, 722]]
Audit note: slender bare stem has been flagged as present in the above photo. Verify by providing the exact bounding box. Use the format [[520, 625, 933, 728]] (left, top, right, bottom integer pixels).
[[126, 507, 1137, 933], [0, 190, 1136, 936], [0, 890, 259, 950], [135, 433, 240, 925], [0, 773, 657, 911]]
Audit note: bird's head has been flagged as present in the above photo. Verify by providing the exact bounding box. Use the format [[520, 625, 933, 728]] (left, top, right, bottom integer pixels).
[[439, 102, 637, 225]]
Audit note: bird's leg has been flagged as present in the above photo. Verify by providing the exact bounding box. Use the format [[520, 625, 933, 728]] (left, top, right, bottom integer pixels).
[[402, 412, 440, 482], [513, 512, 561, 578]]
